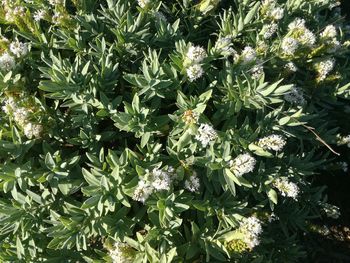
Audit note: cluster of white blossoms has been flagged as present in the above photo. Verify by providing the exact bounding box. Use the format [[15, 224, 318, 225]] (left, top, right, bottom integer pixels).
[[281, 37, 299, 56], [33, 9, 46, 22], [319, 25, 340, 52], [137, 0, 150, 8], [133, 167, 174, 203], [0, 53, 16, 72], [195, 123, 217, 147], [229, 153, 256, 177], [49, 0, 64, 5], [9, 39, 29, 58], [261, 0, 284, 21], [258, 134, 286, 151], [281, 18, 316, 55], [2, 97, 43, 139], [250, 64, 264, 80], [2, 3, 26, 23], [284, 61, 298, 73], [337, 134, 350, 147], [238, 216, 263, 249], [109, 242, 134, 263], [284, 86, 306, 105], [273, 177, 299, 200], [315, 58, 335, 81], [321, 203, 341, 219], [261, 23, 278, 39], [184, 171, 200, 192], [185, 45, 207, 82], [240, 46, 257, 64]]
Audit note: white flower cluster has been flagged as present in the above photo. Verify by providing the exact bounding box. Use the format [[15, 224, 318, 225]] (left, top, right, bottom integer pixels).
[[316, 58, 335, 81], [273, 177, 299, 200], [138, 0, 150, 8], [282, 18, 316, 55], [261, 0, 284, 21], [2, 97, 43, 139], [337, 135, 350, 147], [3, 5, 25, 23], [321, 203, 341, 219], [132, 167, 175, 203], [0, 53, 16, 72], [184, 171, 200, 192], [281, 37, 299, 55], [250, 64, 264, 80], [261, 23, 278, 39], [9, 40, 29, 58], [284, 86, 306, 105], [49, 0, 64, 5], [240, 46, 257, 64], [195, 123, 217, 147], [109, 242, 133, 263], [284, 62, 298, 72], [258, 134, 286, 151], [34, 10, 46, 22], [239, 216, 263, 249], [229, 153, 256, 177], [185, 45, 207, 82]]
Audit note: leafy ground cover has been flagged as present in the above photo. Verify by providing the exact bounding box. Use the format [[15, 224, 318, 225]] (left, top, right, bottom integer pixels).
[[0, 0, 350, 262]]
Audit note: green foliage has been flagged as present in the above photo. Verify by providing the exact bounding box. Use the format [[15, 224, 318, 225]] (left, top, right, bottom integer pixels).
[[0, 0, 349, 262]]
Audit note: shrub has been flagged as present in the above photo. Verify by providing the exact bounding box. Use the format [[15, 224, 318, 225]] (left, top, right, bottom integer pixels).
[[0, 0, 349, 262]]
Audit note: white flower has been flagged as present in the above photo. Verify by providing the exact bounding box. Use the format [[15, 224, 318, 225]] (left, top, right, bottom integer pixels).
[[13, 107, 30, 126], [281, 37, 299, 55], [261, 23, 278, 39], [269, 7, 284, 20], [0, 53, 15, 71], [241, 46, 256, 64], [34, 9, 46, 21], [137, 0, 150, 8], [338, 135, 350, 147], [299, 29, 316, 47], [321, 203, 341, 219], [2, 97, 16, 114], [151, 168, 172, 191], [288, 18, 306, 31], [49, 0, 64, 5], [284, 86, 306, 105], [258, 134, 286, 151], [109, 242, 134, 263], [250, 64, 264, 80], [316, 58, 335, 81], [184, 171, 200, 192], [239, 216, 263, 249], [186, 64, 204, 82], [186, 46, 207, 63], [195, 123, 217, 147], [132, 180, 153, 203], [273, 177, 299, 200], [10, 40, 29, 58], [23, 123, 43, 139], [229, 153, 256, 177], [320, 25, 337, 39], [284, 62, 298, 72]]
